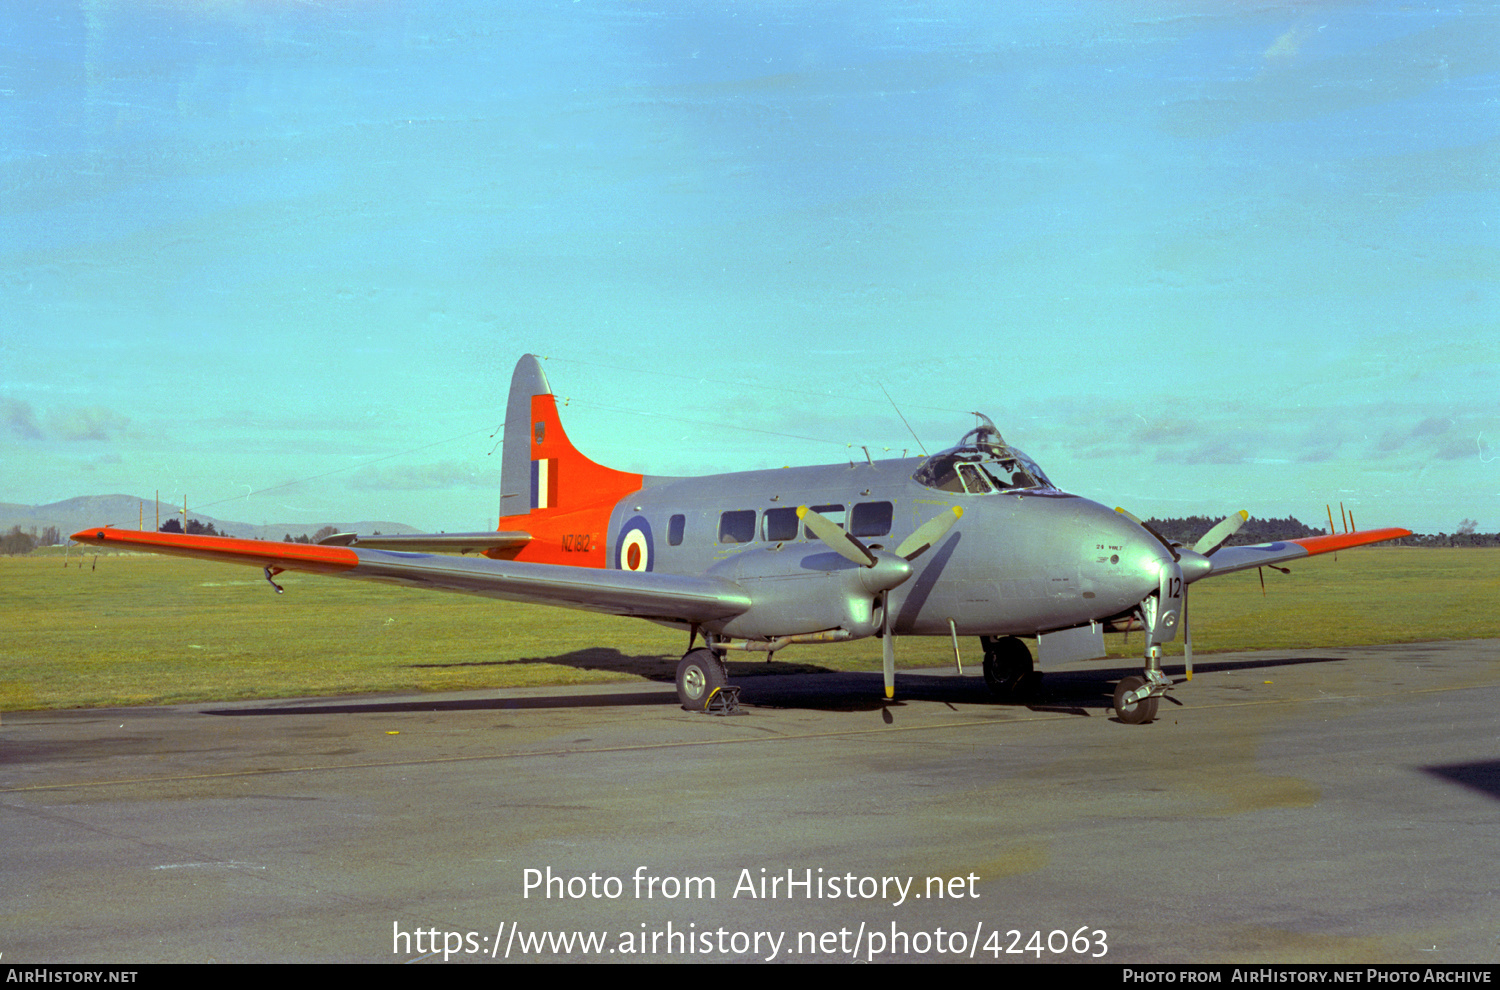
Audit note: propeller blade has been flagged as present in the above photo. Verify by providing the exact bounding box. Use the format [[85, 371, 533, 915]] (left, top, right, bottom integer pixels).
[[895, 505, 963, 560], [882, 616, 895, 699], [1182, 584, 1192, 681], [881, 591, 895, 699], [798, 505, 875, 566], [1193, 510, 1249, 556]]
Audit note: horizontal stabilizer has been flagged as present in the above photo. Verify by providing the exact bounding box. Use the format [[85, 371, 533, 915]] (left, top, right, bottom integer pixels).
[[318, 531, 530, 554]]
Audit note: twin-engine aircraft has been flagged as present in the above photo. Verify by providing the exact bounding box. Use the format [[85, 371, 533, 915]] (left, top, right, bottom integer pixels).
[[74, 355, 1410, 723]]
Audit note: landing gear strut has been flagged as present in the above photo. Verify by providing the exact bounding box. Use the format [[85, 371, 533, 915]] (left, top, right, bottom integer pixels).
[[1112, 557, 1186, 724], [981, 636, 1040, 702]]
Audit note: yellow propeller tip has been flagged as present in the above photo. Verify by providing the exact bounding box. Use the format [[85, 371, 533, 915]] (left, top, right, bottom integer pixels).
[[885, 687, 894, 699]]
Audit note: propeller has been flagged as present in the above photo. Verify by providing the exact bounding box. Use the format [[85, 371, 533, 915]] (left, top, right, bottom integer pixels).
[[1118, 509, 1249, 681], [799, 504, 964, 698], [1183, 511, 1248, 680], [1116, 507, 1248, 560]]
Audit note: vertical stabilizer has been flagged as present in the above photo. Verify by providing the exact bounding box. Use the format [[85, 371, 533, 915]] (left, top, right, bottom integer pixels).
[[498, 354, 645, 537], [501, 355, 552, 519]]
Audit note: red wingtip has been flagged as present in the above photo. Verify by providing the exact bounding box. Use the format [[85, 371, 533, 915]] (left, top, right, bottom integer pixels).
[[71, 526, 358, 570], [1290, 528, 1412, 555]]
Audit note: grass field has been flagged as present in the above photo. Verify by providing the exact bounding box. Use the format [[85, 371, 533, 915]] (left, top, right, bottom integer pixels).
[[3, 547, 1496, 710]]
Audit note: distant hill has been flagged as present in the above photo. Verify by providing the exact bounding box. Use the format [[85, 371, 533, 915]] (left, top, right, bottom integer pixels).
[[0, 495, 420, 545]]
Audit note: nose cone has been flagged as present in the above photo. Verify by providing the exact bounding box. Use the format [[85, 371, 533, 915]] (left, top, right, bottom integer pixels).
[[1177, 548, 1212, 584], [857, 551, 914, 594], [1087, 503, 1178, 591]]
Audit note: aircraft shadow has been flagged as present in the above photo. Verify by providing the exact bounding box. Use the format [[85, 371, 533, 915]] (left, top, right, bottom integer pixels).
[[736, 671, 1108, 716], [402, 647, 836, 684], [704, 652, 1361, 716], [205, 653, 1357, 719], [1153, 654, 1353, 677], [208, 692, 677, 717], [1423, 761, 1500, 803]]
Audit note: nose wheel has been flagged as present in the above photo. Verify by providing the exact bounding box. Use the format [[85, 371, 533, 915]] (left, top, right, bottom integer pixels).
[[1112, 675, 1159, 724]]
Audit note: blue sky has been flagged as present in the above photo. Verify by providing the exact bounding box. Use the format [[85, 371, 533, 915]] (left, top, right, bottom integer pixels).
[[3, 1, 1495, 534]]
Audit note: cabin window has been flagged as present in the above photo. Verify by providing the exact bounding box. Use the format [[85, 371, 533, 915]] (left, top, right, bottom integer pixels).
[[762, 507, 799, 542], [803, 504, 845, 540], [718, 510, 756, 544], [668, 514, 685, 547], [850, 501, 893, 537]]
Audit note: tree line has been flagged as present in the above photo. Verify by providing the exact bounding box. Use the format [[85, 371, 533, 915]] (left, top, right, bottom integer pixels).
[[161, 519, 340, 543], [2, 526, 61, 555], [1145, 515, 1320, 546], [1146, 516, 1500, 548]]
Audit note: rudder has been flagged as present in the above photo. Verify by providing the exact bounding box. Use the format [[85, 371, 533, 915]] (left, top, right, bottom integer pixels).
[[500, 355, 553, 519]]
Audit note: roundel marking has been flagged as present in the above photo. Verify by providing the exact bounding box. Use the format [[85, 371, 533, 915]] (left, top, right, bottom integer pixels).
[[615, 516, 654, 572]]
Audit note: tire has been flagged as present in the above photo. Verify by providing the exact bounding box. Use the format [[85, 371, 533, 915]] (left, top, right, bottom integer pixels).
[[1113, 675, 1158, 724], [676, 648, 727, 711], [982, 636, 1037, 701]]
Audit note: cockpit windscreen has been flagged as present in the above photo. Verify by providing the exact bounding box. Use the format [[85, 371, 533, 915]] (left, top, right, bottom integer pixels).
[[912, 419, 1055, 495]]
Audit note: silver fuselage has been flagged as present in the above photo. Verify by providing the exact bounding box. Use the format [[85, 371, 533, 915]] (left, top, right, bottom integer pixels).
[[608, 456, 1174, 643]]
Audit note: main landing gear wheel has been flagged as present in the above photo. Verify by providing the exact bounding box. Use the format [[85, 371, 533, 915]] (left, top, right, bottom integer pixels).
[[982, 636, 1040, 702], [676, 648, 727, 711], [1113, 675, 1159, 725]]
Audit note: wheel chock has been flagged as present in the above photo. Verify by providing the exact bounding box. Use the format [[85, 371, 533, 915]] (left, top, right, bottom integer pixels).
[[700, 685, 745, 716]]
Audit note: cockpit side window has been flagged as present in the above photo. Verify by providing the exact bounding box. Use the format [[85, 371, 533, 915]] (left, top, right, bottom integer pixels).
[[978, 459, 1038, 491], [920, 458, 965, 493]]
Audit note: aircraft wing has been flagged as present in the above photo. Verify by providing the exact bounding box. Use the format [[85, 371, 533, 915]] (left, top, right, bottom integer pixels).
[[69, 527, 751, 625], [1198, 528, 1412, 579]]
